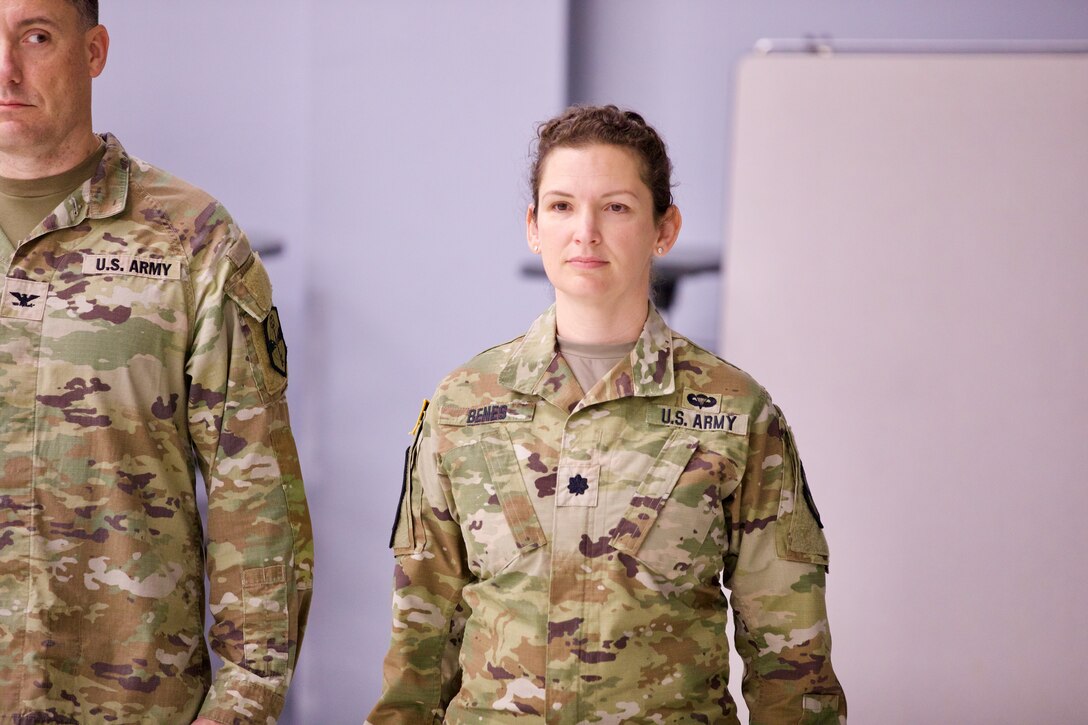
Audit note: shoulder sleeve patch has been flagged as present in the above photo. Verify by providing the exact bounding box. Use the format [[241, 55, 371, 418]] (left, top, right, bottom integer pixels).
[[263, 306, 288, 378]]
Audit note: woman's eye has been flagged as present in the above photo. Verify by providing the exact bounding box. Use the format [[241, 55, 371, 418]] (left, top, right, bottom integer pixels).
[[551, 202, 570, 212], [607, 203, 627, 212]]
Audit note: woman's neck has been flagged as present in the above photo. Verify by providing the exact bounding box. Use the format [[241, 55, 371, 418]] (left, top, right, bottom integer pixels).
[[554, 295, 648, 345]]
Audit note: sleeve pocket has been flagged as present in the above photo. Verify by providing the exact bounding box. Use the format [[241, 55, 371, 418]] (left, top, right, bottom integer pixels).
[[241, 563, 289, 677]]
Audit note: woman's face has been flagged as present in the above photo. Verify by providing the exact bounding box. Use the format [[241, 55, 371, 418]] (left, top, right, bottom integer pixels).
[[527, 144, 680, 314]]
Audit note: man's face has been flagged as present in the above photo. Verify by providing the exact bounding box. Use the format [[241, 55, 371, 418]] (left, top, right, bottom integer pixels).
[[0, 0, 107, 162]]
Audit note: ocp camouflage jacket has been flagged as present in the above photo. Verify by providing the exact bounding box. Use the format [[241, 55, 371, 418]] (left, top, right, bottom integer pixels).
[[0, 134, 314, 723], [369, 305, 845, 724]]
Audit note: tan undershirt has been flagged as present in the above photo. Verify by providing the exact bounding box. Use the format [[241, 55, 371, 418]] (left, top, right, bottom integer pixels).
[[0, 142, 106, 246], [557, 336, 637, 396]]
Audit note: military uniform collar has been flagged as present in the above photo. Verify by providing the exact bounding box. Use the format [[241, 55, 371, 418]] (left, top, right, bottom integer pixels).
[[34, 132, 129, 237], [84, 132, 130, 221], [613, 302, 675, 398], [499, 303, 676, 410]]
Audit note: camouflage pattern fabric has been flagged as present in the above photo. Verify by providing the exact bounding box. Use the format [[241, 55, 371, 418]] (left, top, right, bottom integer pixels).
[[0, 134, 314, 723], [368, 305, 844, 724]]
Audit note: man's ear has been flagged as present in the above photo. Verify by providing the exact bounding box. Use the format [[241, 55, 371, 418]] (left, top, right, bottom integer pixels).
[[86, 24, 109, 78]]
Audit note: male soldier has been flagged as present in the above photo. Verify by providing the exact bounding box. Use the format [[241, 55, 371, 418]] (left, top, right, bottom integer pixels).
[[0, 0, 313, 722]]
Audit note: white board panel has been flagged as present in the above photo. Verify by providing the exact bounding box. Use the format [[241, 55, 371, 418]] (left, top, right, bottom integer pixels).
[[725, 53, 1088, 724]]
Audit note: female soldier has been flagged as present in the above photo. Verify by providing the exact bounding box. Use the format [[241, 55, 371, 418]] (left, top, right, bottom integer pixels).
[[368, 105, 846, 724]]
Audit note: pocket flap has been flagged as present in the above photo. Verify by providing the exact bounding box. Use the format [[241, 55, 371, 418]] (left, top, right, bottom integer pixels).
[[481, 428, 547, 552], [610, 430, 698, 556]]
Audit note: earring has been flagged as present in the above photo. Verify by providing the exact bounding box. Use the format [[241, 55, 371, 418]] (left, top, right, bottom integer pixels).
[[656, 246, 664, 254], [532, 245, 540, 252]]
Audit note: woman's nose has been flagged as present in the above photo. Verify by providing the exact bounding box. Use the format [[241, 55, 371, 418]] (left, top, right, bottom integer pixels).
[[573, 210, 601, 245]]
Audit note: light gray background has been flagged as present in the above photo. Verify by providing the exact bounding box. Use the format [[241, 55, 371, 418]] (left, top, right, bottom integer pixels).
[[90, 2, 1088, 723]]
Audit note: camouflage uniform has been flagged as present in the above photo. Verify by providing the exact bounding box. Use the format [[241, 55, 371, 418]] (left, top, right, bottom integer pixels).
[[0, 134, 314, 724], [369, 305, 844, 724]]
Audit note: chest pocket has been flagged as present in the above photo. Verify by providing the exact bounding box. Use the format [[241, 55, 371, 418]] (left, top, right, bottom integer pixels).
[[441, 426, 547, 578], [610, 429, 734, 591]]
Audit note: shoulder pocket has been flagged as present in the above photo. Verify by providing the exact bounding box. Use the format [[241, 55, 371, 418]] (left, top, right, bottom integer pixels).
[[774, 411, 830, 567], [226, 252, 288, 402]]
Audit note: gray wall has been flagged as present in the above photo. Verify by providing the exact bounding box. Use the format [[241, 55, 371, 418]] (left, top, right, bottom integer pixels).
[[91, 2, 1088, 722]]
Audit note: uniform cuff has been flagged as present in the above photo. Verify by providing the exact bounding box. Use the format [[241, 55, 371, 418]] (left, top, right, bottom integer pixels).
[[198, 665, 287, 724]]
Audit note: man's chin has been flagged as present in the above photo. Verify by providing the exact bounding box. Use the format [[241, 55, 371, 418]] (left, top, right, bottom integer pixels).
[[0, 122, 35, 145], [0, 124, 49, 154]]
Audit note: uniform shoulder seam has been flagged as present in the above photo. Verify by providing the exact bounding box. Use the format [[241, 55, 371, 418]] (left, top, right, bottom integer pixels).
[[126, 168, 187, 259], [434, 334, 526, 384], [672, 332, 770, 401], [474, 333, 525, 358], [672, 332, 743, 373], [127, 156, 240, 265]]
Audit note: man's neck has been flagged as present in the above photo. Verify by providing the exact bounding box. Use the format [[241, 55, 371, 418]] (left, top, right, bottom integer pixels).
[[0, 131, 101, 180]]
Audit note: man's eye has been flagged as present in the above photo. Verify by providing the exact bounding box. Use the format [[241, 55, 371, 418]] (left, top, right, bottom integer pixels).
[[26, 32, 49, 44]]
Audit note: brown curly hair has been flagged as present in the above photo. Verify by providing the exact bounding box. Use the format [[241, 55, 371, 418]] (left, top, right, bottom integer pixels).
[[529, 105, 675, 222]]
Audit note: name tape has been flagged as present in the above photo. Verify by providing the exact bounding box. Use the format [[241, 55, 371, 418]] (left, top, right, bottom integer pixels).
[[82, 254, 182, 280], [649, 406, 749, 435], [438, 401, 536, 426]]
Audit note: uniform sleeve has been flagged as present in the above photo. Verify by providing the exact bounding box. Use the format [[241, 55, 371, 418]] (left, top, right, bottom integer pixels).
[[366, 404, 472, 725], [186, 231, 315, 723], [723, 401, 846, 725]]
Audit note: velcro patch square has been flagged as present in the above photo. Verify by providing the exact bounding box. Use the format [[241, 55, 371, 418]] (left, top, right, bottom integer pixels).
[[556, 462, 599, 507], [2, 277, 49, 321]]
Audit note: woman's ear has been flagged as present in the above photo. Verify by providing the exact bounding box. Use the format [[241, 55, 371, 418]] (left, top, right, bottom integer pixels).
[[654, 205, 682, 256], [526, 205, 541, 253]]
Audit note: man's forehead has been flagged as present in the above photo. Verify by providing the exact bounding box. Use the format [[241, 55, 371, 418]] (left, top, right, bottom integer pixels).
[[0, 0, 78, 25]]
